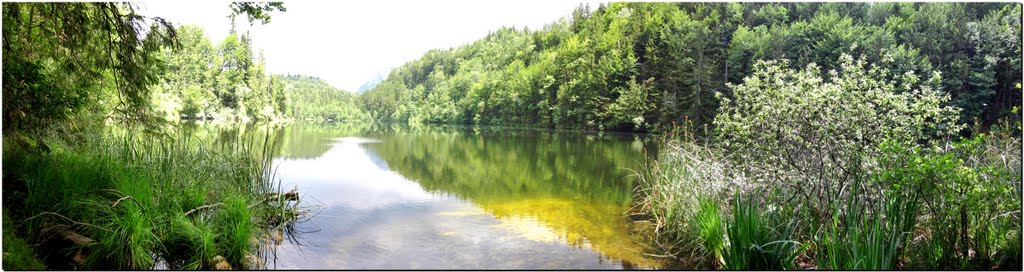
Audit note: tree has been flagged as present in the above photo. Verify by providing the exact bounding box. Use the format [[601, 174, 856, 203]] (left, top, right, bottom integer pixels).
[[2, 2, 177, 131]]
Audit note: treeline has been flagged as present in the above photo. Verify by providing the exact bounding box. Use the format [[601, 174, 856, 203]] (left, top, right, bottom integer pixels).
[[274, 75, 369, 122], [361, 2, 1021, 132], [153, 25, 369, 123]]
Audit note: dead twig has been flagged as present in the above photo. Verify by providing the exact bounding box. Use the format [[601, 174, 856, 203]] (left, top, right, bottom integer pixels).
[[111, 195, 144, 210], [22, 212, 110, 232]]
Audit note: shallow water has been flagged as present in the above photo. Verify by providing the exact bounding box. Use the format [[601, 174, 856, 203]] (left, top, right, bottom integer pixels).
[[250, 123, 661, 269]]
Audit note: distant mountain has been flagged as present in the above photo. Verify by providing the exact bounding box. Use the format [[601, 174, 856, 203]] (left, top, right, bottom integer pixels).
[[356, 69, 391, 94]]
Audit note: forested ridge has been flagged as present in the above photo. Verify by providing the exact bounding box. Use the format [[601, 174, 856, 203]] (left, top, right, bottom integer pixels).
[[145, 25, 374, 123], [361, 2, 1021, 133]]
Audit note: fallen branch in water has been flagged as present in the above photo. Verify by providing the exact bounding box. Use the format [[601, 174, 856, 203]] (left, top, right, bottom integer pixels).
[[185, 203, 224, 216]]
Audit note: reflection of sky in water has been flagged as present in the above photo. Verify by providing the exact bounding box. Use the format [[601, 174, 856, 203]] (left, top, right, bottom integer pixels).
[[269, 138, 623, 269]]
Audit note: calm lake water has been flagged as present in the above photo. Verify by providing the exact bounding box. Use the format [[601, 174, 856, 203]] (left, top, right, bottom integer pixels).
[[197, 123, 664, 269]]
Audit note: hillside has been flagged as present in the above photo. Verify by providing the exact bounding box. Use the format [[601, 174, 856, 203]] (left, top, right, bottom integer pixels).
[[278, 75, 369, 121], [361, 2, 1021, 132]]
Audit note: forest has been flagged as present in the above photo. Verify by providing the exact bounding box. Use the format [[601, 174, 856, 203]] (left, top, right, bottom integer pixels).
[[362, 2, 1021, 134], [1, 1, 1021, 271]]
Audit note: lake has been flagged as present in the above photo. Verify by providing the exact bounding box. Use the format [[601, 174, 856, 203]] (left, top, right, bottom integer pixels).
[[198, 123, 665, 269]]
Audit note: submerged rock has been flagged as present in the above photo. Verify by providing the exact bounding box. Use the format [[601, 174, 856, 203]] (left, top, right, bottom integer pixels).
[[627, 213, 653, 222]]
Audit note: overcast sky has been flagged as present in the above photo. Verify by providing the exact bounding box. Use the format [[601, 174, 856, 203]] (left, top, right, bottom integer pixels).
[[139, 0, 602, 92]]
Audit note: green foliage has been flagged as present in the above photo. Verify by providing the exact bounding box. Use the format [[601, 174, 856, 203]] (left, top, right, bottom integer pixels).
[[213, 195, 253, 268], [277, 75, 369, 122], [638, 50, 1019, 270], [230, 2, 286, 25], [360, 2, 1021, 133], [694, 198, 725, 267], [2, 126, 286, 270], [634, 139, 741, 266], [881, 128, 1023, 270], [1, 2, 178, 131], [715, 53, 961, 221], [163, 214, 217, 270], [817, 179, 918, 270], [722, 194, 804, 270], [84, 199, 158, 269], [155, 25, 293, 122], [2, 211, 46, 270]]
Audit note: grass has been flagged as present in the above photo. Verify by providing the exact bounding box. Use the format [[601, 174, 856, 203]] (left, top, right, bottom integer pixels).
[[633, 140, 737, 265], [2, 210, 46, 270], [816, 182, 917, 270], [633, 120, 1021, 270], [2, 124, 295, 270], [722, 194, 804, 270], [163, 214, 217, 270], [695, 198, 724, 268]]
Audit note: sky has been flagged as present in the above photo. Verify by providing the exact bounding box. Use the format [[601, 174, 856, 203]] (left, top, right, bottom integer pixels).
[[139, 0, 603, 92]]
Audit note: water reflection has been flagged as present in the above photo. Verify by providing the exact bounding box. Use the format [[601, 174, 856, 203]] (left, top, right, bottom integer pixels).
[[361, 127, 661, 268], [202, 123, 662, 269]]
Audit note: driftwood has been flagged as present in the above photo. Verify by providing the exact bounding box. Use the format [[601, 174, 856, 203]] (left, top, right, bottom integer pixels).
[[39, 224, 93, 266], [267, 189, 299, 201], [248, 188, 299, 209], [184, 189, 299, 216]]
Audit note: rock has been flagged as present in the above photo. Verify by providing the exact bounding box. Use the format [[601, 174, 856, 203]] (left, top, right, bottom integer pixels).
[[72, 249, 87, 265], [210, 255, 232, 270], [244, 253, 263, 269], [272, 231, 284, 245]]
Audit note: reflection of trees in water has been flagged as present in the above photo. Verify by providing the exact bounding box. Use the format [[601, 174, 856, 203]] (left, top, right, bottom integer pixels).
[[366, 128, 657, 203], [363, 128, 663, 267], [275, 122, 373, 159]]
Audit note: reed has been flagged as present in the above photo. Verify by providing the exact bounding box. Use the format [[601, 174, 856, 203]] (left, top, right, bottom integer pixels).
[[3, 124, 293, 270]]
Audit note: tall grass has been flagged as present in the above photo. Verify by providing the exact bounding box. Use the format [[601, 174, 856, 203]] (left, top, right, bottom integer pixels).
[[3, 124, 293, 270], [695, 198, 724, 267], [817, 182, 918, 270], [634, 140, 738, 265], [633, 118, 1021, 270], [722, 194, 805, 270]]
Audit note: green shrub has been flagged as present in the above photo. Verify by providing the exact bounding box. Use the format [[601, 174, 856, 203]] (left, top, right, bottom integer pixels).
[[714, 54, 962, 224]]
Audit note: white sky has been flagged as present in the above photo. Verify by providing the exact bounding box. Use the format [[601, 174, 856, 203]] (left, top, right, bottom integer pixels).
[[139, 0, 603, 92]]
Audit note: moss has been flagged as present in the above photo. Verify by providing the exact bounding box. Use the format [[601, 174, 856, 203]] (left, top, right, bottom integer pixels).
[[2, 211, 46, 270]]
